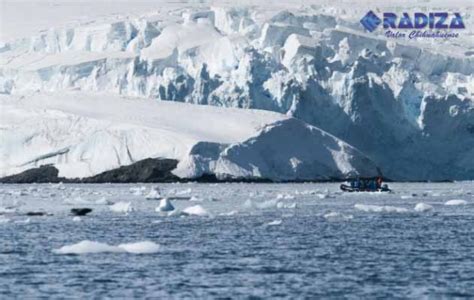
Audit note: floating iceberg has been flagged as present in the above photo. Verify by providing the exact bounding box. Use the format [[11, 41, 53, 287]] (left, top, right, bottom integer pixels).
[[156, 198, 175, 212], [53, 240, 160, 254], [182, 205, 208, 216], [414, 203, 434, 212], [444, 199, 468, 206]]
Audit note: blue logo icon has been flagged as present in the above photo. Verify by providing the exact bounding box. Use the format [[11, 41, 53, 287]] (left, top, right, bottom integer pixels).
[[360, 10, 382, 32]]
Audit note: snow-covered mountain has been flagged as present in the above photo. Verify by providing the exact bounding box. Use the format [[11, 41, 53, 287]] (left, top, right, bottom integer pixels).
[[0, 1, 473, 180]]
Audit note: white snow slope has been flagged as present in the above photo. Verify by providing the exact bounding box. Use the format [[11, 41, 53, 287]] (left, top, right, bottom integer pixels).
[[1, 0, 473, 180], [0, 92, 378, 180]]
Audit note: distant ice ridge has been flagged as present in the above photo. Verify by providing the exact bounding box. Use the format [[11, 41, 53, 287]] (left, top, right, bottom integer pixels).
[[53, 240, 160, 254], [0, 92, 378, 181], [0, 4, 473, 180]]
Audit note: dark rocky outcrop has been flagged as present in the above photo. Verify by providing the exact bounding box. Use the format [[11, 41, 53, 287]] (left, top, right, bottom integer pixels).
[[25, 212, 50, 216], [71, 208, 93, 216], [0, 165, 65, 183], [80, 158, 180, 183], [0, 158, 181, 184]]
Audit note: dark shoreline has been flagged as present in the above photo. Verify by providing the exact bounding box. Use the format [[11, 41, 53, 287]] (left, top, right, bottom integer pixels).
[[0, 158, 460, 184]]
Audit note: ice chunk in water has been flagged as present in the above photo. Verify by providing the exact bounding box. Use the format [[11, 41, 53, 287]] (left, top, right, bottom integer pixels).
[[324, 212, 353, 221], [156, 198, 174, 212], [444, 199, 467, 206], [189, 196, 203, 202], [53, 240, 160, 254], [175, 188, 192, 195], [414, 203, 433, 212], [117, 241, 160, 254], [183, 205, 208, 216], [130, 186, 147, 196], [354, 204, 408, 213], [0, 216, 11, 223], [53, 241, 122, 254], [266, 219, 282, 226], [276, 202, 297, 209], [145, 187, 162, 199], [109, 202, 133, 213]]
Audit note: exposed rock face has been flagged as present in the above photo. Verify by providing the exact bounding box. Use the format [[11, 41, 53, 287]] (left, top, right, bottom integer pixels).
[[81, 158, 180, 183], [0, 159, 180, 183], [0, 165, 63, 184], [71, 208, 93, 216]]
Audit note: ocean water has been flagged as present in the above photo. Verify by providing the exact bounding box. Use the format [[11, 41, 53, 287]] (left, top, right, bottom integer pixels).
[[1, 182, 473, 298]]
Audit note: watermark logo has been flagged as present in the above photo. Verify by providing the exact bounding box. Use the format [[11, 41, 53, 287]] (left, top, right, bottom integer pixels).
[[360, 11, 465, 39], [360, 11, 381, 32]]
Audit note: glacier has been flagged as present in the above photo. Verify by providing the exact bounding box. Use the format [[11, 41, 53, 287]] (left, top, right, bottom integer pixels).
[[0, 92, 378, 180], [0, 1, 473, 180]]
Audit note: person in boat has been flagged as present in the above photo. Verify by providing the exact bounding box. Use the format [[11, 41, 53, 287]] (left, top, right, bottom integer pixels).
[[376, 177, 383, 189]]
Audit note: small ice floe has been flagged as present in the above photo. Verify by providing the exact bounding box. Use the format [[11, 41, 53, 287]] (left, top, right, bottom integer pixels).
[[155, 198, 174, 212], [119, 241, 160, 254], [219, 210, 238, 216], [52, 240, 160, 254], [130, 186, 147, 196], [72, 216, 82, 222], [0, 216, 11, 223], [145, 187, 162, 200], [315, 193, 328, 199], [166, 209, 187, 217], [276, 193, 295, 200], [256, 199, 279, 209], [401, 195, 413, 199], [0, 206, 16, 214], [182, 205, 208, 216], [189, 196, 203, 202], [54, 182, 66, 190], [354, 204, 408, 213], [64, 197, 111, 205], [109, 202, 133, 213], [276, 202, 297, 209], [15, 218, 31, 224], [175, 188, 192, 196], [95, 197, 112, 205], [444, 199, 467, 206], [323, 212, 354, 221], [295, 190, 317, 195], [265, 219, 282, 226], [414, 203, 433, 212], [9, 190, 28, 197], [243, 199, 254, 209]]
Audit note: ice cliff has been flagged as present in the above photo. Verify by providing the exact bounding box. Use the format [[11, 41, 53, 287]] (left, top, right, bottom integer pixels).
[[0, 4, 473, 180], [0, 92, 378, 180]]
